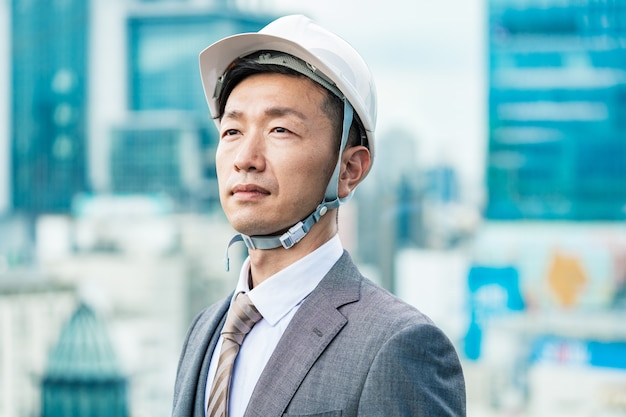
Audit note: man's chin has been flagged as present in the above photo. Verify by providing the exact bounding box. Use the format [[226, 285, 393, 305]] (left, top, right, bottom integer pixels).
[[233, 222, 292, 238], [228, 212, 305, 238]]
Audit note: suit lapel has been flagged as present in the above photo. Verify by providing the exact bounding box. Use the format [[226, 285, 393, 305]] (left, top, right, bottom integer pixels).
[[172, 296, 230, 417], [244, 252, 362, 417]]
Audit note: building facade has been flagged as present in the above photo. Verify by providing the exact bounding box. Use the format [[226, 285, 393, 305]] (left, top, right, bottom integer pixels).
[[10, 0, 274, 215], [11, 0, 89, 214], [121, 7, 274, 210], [41, 303, 128, 417], [487, 0, 626, 220]]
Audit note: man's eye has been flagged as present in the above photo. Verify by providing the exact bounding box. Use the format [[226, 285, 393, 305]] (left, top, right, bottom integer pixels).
[[222, 129, 240, 137], [273, 127, 290, 134]]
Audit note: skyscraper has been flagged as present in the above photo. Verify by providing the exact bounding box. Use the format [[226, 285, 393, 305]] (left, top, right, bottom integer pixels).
[[487, 0, 626, 220], [11, 0, 89, 214]]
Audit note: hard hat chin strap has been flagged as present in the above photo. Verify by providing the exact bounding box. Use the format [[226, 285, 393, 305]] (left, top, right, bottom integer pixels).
[[224, 100, 354, 271]]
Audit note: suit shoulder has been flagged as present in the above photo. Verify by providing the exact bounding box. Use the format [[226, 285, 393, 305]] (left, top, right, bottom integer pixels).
[[340, 276, 436, 336], [331, 252, 432, 326], [364, 277, 431, 317]]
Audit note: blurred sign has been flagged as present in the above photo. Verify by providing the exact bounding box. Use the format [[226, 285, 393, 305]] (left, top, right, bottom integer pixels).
[[531, 335, 626, 370], [464, 265, 525, 360]]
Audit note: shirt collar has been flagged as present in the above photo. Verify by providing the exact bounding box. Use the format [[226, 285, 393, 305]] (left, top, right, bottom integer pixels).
[[233, 234, 343, 326]]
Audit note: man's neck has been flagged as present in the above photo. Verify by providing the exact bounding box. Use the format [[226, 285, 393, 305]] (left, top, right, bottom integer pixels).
[[247, 217, 337, 287]]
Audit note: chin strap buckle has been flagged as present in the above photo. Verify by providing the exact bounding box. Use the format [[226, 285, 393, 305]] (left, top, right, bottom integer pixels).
[[279, 221, 306, 249], [224, 201, 337, 271]]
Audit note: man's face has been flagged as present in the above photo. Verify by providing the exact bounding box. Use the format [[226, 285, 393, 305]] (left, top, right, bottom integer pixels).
[[216, 72, 337, 236]]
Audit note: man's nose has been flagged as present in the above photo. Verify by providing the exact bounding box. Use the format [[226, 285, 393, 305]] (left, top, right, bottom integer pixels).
[[233, 133, 266, 172]]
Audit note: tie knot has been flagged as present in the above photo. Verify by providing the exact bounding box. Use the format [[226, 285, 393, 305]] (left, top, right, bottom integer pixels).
[[221, 292, 263, 345]]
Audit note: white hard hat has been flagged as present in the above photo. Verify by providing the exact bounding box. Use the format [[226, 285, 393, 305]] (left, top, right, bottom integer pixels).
[[199, 14, 377, 157]]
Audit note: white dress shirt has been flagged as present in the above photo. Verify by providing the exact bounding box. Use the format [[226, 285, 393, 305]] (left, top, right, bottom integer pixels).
[[204, 234, 344, 417]]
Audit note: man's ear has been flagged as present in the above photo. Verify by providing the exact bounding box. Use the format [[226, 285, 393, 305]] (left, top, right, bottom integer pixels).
[[338, 145, 371, 199]]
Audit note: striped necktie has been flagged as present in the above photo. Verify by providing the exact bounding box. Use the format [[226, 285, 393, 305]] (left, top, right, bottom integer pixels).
[[206, 292, 263, 417]]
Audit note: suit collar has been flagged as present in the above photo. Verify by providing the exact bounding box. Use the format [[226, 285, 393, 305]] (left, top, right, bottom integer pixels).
[[239, 234, 344, 326], [244, 251, 361, 417]]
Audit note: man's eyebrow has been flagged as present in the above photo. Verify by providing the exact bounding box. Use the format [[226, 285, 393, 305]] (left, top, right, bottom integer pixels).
[[264, 106, 308, 120], [222, 109, 243, 120], [222, 107, 309, 122]]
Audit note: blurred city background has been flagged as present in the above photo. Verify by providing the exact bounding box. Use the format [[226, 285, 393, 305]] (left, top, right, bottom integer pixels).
[[1, 0, 625, 416]]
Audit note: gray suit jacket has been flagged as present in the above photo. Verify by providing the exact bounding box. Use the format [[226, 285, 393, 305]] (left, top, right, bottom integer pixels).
[[172, 251, 466, 416]]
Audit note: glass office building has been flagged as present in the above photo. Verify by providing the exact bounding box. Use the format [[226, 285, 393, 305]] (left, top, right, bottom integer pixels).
[[112, 9, 273, 209], [11, 1, 273, 213], [11, 0, 89, 213], [109, 113, 204, 203], [487, 0, 626, 220], [128, 11, 272, 113]]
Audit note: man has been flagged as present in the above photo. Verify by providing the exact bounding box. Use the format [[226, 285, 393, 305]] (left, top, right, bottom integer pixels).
[[172, 14, 466, 417]]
